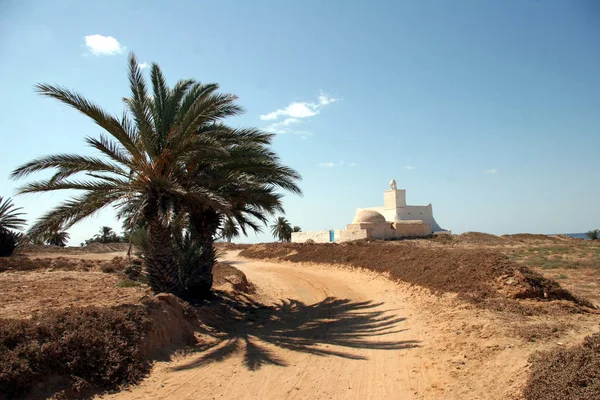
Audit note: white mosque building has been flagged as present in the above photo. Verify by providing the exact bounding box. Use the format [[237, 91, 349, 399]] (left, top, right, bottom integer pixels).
[[291, 179, 448, 243]]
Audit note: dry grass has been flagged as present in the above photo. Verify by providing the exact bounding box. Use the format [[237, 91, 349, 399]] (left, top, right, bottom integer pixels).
[[0, 305, 152, 399], [523, 333, 600, 400], [495, 241, 600, 307]]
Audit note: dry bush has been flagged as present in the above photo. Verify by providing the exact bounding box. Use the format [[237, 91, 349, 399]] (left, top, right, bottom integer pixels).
[[240, 242, 594, 311], [0, 306, 151, 399], [101, 265, 116, 273], [523, 333, 600, 400]]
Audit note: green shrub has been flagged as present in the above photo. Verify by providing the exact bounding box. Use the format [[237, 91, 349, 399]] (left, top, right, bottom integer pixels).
[[0, 306, 151, 398], [0, 228, 21, 257], [117, 278, 143, 288]]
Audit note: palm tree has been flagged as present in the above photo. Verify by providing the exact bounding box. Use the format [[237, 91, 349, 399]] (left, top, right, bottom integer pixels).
[[292, 226, 301, 233], [0, 196, 27, 256], [45, 231, 70, 247], [586, 229, 600, 241], [219, 218, 240, 243], [11, 53, 301, 300], [0, 196, 27, 232], [95, 226, 117, 243], [271, 217, 292, 242]]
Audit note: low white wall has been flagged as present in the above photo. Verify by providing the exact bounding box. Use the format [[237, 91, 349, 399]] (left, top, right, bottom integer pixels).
[[291, 230, 331, 243], [336, 229, 369, 242], [393, 222, 432, 237], [363, 204, 446, 232]]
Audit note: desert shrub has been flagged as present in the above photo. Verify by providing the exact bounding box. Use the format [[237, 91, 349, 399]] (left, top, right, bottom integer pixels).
[[100, 265, 116, 273], [0, 229, 21, 257], [117, 278, 143, 288], [523, 333, 600, 399], [124, 259, 143, 280], [0, 306, 151, 399]]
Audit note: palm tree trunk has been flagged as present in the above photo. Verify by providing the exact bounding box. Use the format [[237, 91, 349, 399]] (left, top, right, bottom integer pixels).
[[181, 208, 220, 300], [144, 218, 180, 294], [142, 190, 180, 295]]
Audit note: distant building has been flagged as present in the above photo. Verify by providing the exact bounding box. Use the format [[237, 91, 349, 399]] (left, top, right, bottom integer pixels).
[[359, 178, 447, 232], [291, 179, 448, 243]]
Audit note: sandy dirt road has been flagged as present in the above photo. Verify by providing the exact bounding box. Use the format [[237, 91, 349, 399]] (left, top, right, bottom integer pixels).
[[102, 251, 523, 400]]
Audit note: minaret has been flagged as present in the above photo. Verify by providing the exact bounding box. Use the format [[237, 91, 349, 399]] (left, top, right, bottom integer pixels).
[[383, 178, 406, 210]]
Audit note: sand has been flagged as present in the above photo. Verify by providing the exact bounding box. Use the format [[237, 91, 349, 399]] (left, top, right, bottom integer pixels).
[[100, 251, 599, 400]]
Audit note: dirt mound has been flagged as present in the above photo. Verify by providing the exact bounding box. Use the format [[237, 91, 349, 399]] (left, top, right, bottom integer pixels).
[[426, 232, 513, 246], [240, 242, 594, 312], [0, 255, 129, 274], [523, 332, 600, 399], [456, 232, 512, 245], [83, 242, 131, 253], [20, 242, 131, 254], [214, 242, 252, 251], [502, 233, 561, 244], [0, 294, 198, 399], [140, 293, 200, 360], [553, 234, 583, 241], [213, 262, 252, 293]]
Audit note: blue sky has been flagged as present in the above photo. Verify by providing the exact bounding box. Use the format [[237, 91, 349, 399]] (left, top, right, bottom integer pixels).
[[1, 0, 599, 244]]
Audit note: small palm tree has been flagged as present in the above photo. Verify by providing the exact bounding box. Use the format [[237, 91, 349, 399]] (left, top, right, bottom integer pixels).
[[11, 53, 301, 300], [0, 196, 26, 231], [95, 226, 117, 243], [219, 218, 240, 243], [587, 229, 600, 241], [45, 231, 70, 247], [292, 226, 301, 233], [0, 196, 27, 256], [271, 217, 292, 242]]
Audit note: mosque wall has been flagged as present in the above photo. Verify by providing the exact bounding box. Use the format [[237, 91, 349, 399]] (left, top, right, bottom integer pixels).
[[291, 230, 331, 243], [290, 181, 446, 243]]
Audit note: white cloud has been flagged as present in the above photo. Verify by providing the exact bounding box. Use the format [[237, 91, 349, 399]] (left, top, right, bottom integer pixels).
[[264, 118, 303, 134], [405, 165, 417, 170], [264, 126, 287, 134], [318, 91, 339, 106], [260, 90, 339, 136], [281, 117, 299, 126], [484, 168, 498, 174], [260, 102, 318, 121], [318, 161, 343, 167], [317, 160, 356, 168], [84, 34, 124, 56], [139, 62, 149, 69]]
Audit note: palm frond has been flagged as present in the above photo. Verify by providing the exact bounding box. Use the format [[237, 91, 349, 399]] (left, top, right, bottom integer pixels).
[[17, 179, 126, 195], [85, 134, 134, 168], [34, 83, 142, 159], [11, 154, 129, 181], [0, 197, 27, 231], [126, 53, 156, 158], [27, 191, 124, 239]]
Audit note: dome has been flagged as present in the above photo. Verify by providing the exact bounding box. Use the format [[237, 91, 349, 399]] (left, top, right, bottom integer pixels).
[[352, 210, 386, 224]]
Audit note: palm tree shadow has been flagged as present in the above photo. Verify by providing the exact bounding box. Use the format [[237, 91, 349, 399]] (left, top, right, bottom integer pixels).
[[172, 292, 420, 372]]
